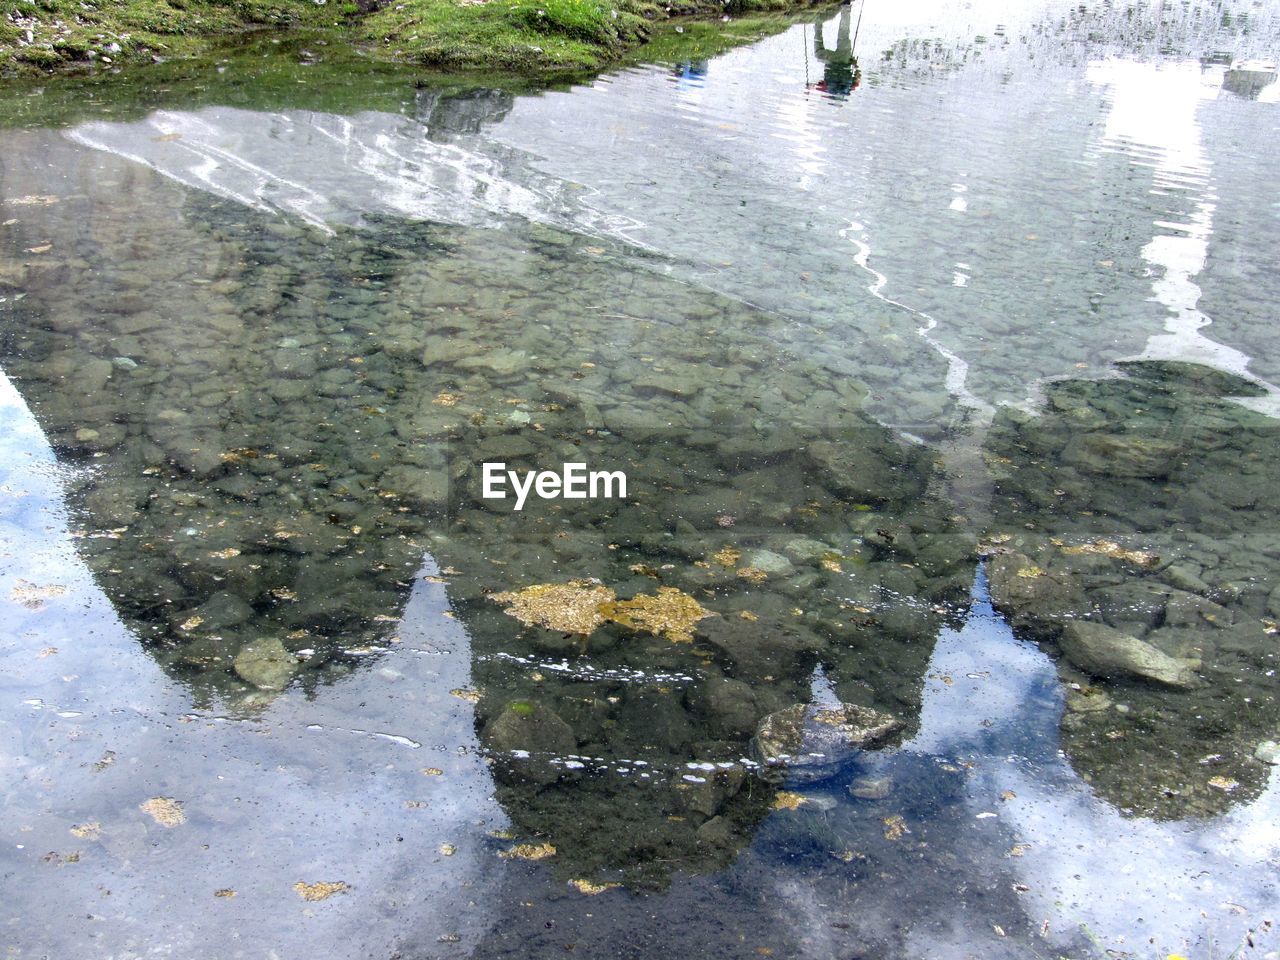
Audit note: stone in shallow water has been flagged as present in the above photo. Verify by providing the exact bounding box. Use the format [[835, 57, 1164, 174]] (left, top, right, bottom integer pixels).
[[1060, 432, 1181, 478], [745, 549, 794, 579], [456, 348, 528, 376], [847, 775, 893, 800], [378, 465, 450, 509], [1058, 621, 1198, 689], [752, 702, 901, 782], [172, 591, 252, 633], [485, 700, 576, 785], [697, 615, 822, 680], [987, 552, 1085, 638], [233, 637, 296, 691]]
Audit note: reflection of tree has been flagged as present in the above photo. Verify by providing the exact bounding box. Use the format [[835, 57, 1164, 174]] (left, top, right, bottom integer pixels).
[[0, 134, 973, 886], [12, 114, 1272, 891], [982, 361, 1280, 818]]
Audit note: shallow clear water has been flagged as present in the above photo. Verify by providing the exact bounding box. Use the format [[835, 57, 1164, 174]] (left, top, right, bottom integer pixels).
[[1, 2, 1279, 958]]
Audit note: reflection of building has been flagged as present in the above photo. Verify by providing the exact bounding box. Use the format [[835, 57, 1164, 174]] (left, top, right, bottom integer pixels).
[[1222, 61, 1278, 100], [415, 87, 515, 138]]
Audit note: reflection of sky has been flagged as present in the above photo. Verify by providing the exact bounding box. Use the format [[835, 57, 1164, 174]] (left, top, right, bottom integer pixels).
[[898, 569, 1280, 957], [0, 374, 505, 958], [6, 2, 1280, 954], [1088, 57, 1280, 415]]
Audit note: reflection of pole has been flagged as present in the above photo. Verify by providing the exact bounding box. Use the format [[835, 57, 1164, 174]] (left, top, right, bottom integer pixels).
[[852, 0, 865, 53], [803, 23, 810, 87]]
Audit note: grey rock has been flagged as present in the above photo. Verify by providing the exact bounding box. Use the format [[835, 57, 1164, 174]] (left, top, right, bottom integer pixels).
[[378, 465, 450, 509], [476, 435, 536, 460], [745, 549, 795, 578], [697, 616, 822, 679], [752, 702, 901, 782], [1254, 741, 1280, 765], [780, 538, 835, 563], [233, 638, 296, 691], [271, 348, 318, 379], [173, 591, 253, 633], [1164, 563, 1210, 596], [987, 552, 1085, 637], [485, 700, 576, 785], [1058, 622, 1198, 689], [456, 348, 528, 376], [420, 336, 477, 366], [695, 815, 733, 846], [847, 775, 892, 800], [1060, 433, 1181, 478]]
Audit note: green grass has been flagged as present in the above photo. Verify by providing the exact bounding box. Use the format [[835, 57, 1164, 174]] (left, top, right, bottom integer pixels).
[[1, 0, 346, 72], [360, 0, 650, 71], [1, 0, 835, 77]]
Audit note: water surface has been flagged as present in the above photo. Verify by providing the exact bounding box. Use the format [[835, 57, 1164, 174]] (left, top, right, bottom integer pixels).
[[1, 1, 1279, 958]]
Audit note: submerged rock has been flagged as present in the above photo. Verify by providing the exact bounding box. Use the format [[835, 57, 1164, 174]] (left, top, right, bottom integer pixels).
[[847, 775, 892, 800], [1058, 621, 1198, 689], [987, 552, 1084, 638], [232, 637, 296, 690], [485, 700, 576, 785], [751, 702, 901, 782], [1060, 432, 1182, 478], [697, 616, 822, 680], [744, 549, 795, 579]]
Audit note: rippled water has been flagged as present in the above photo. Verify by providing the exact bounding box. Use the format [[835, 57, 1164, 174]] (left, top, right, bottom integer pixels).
[[2, 1, 1279, 958]]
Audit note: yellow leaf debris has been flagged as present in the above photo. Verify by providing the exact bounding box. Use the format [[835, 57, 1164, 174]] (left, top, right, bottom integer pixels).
[[568, 878, 621, 895], [294, 880, 348, 901], [1060, 539, 1158, 566], [710, 545, 741, 567], [140, 797, 186, 827], [882, 814, 908, 841], [491, 579, 616, 635], [10, 580, 67, 610], [770, 791, 807, 811], [499, 842, 556, 861], [599, 587, 710, 644]]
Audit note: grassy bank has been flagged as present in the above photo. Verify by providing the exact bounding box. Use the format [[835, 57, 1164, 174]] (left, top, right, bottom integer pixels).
[[1, 0, 828, 76]]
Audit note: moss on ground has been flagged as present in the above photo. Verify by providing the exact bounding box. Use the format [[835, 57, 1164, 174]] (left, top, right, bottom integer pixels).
[[1, 0, 831, 77]]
